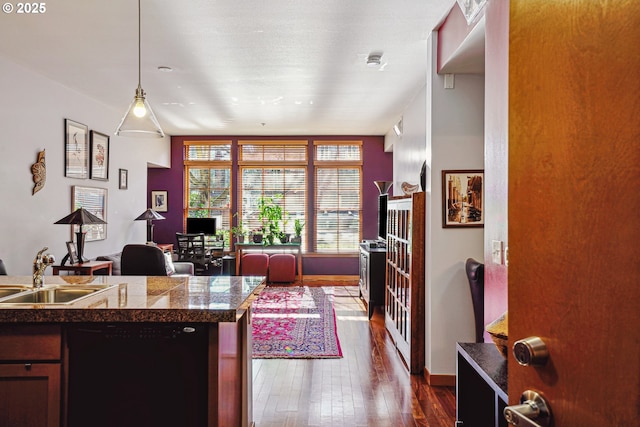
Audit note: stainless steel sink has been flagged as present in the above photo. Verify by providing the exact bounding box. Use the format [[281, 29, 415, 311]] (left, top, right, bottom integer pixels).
[[0, 285, 114, 305], [0, 286, 31, 299]]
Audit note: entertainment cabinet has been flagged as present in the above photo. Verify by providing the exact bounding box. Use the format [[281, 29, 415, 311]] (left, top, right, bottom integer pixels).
[[359, 242, 386, 319], [384, 192, 425, 374]]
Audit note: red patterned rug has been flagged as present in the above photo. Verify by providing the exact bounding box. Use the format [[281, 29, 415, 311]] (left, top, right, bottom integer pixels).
[[252, 286, 343, 359]]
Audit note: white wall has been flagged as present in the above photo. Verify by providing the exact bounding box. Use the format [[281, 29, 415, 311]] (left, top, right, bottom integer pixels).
[[0, 56, 170, 275], [389, 32, 484, 378], [426, 32, 484, 376]]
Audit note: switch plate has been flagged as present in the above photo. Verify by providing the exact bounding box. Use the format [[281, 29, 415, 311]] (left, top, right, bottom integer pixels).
[[491, 240, 504, 264], [444, 73, 455, 89]]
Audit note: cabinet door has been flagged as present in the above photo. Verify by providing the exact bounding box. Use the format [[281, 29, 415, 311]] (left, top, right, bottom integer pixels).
[[0, 363, 61, 427]]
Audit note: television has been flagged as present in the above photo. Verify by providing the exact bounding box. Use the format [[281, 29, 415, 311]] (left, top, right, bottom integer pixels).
[[186, 217, 217, 236]]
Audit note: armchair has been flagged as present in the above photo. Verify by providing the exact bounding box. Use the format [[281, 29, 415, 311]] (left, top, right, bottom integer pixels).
[[121, 244, 194, 276]]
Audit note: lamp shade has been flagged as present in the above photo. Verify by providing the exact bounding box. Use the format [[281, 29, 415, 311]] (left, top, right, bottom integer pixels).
[[115, 86, 165, 138], [54, 207, 107, 225], [134, 208, 166, 222], [373, 180, 393, 195]]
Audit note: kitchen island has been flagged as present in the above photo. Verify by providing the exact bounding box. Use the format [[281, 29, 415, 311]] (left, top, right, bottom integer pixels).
[[0, 275, 265, 427]]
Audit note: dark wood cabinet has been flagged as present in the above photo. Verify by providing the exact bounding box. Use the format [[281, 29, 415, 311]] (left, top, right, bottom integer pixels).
[[359, 243, 386, 319], [384, 192, 425, 374], [0, 325, 62, 427], [456, 343, 508, 427]]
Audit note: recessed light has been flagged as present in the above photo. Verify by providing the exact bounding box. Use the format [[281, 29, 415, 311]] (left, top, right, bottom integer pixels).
[[157, 66, 173, 72]]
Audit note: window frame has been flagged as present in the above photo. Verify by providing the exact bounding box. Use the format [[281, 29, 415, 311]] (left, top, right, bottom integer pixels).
[[313, 141, 363, 254], [183, 141, 233, 246]]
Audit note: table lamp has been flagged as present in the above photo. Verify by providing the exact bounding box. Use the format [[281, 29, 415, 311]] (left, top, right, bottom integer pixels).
[[134, 208, 165, 243], [54, 207, 107, 265]]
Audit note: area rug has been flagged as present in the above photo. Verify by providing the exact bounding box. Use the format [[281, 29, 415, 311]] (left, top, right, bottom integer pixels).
[[252, 286, 343, 358]]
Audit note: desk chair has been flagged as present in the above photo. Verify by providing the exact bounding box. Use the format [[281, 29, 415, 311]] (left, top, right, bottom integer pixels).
[[176, 233, 210, 275], [465, 258, 485, 343]]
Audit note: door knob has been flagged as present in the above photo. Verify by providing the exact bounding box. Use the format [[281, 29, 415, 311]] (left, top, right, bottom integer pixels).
[[513, 336, 549, 367], [504, 390, 552, 427]]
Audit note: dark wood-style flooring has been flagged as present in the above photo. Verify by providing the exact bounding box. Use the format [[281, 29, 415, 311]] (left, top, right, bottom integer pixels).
[[252, 286, 456, 426]]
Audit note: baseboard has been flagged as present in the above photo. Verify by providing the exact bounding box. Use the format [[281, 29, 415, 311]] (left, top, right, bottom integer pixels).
[[302, 275, 359, 286], [424, 367, 456, 387]]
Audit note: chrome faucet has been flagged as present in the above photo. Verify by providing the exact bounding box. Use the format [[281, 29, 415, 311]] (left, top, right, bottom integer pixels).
[[33, 247, 55, 288]]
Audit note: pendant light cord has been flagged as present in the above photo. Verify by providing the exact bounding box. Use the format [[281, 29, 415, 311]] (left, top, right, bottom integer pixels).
[[137, 0, 141, 87]]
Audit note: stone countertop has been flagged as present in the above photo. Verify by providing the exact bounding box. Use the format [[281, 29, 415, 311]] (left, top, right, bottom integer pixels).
[[0, 275, 265, 323]]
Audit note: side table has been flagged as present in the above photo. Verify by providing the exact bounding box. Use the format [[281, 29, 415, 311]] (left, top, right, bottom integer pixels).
[[52, 260, 113, 276]]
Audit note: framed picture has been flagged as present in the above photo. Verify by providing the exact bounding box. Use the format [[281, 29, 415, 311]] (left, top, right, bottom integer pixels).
[[64, 119, 89, 179], [90, 130, 109, 181], [72, 185, 107, 241], [151, 190, 168, 212], [119, 169, 128, 190], [66, 241, 78, 265], [442, 169, 484, 228]]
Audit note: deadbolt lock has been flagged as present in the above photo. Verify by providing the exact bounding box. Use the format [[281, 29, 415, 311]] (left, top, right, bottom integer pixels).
[[513, 336, 549, 367]]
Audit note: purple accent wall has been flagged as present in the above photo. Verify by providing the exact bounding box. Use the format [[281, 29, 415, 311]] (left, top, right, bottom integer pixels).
[[148, 135, 392, 276]]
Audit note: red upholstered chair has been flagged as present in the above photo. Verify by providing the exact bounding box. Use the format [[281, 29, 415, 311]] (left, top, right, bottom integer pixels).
[[240, 253, 269, 276], [268, 253, 296, 283]]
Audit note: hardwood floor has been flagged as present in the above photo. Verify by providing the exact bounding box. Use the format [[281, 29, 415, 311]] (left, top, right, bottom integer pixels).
[[252, 286, 456, 426]]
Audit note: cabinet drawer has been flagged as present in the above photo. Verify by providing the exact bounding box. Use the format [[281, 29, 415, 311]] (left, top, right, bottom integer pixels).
[[0, 325, 61, 361]]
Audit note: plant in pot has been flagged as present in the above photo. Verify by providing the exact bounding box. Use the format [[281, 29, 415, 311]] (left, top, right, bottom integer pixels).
[[231, 213, 247, 243], [291, 218, 304, 244], [258, 194, 283, 246]]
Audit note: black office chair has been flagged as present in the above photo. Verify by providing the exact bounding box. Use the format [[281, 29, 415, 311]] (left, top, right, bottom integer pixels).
[[175, 233, 210, 274], [465, 258, 485, 343], [0, 259, 7, 275], [121, 244, 169, 276]]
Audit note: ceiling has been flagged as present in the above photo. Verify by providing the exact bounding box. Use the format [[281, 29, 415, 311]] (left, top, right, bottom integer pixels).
[[0, 0, 456, 136]]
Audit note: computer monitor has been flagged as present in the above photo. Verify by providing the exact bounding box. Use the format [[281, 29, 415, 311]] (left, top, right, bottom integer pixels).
[[186, 217, 217, 236]]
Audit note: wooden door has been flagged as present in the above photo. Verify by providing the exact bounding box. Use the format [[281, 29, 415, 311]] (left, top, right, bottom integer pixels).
[[508, 1, 640, 425]]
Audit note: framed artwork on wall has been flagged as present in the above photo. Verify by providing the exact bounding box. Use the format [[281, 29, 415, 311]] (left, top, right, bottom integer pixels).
[[119, 169, 128, 190], [90, 130, 109, 181], [151, 190, 168, 212], [64, 119, 89, 179], [442, 169, 484, 228], [72, 185, 108, 241]]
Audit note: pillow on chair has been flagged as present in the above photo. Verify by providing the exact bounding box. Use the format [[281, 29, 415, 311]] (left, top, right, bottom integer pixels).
[[164, 252, 176, 276]]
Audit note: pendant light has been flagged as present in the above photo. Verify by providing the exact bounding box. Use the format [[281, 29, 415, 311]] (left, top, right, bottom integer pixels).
[[115, 0, 164, 138]]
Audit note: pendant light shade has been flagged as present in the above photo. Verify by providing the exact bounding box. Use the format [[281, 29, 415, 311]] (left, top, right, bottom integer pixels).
[[115, 0, 164, 138]]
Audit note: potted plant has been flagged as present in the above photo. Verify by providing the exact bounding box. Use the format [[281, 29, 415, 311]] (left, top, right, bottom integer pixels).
[[291, 218, 304, 244], [258, 194, 283, 246], [230, 213, 247, 243]]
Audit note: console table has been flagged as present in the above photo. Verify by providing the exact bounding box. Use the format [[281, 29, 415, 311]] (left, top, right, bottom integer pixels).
[[235, 243, 302, 280], [52, 260, 113, 276]]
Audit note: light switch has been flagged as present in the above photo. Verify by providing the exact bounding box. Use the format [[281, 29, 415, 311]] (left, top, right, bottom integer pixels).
[[491, 240, 504, 265]]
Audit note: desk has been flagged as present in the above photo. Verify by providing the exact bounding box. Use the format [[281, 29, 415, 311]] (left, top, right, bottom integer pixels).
[[52, 260, 113, 276], [156, 243, 173, 253], [235, 243, 302, 280]]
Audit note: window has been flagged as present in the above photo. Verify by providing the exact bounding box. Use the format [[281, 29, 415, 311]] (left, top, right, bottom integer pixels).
[[239, 141, 307, 249], [314, 141, 362, 253], [184, 141, 232, 241]]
